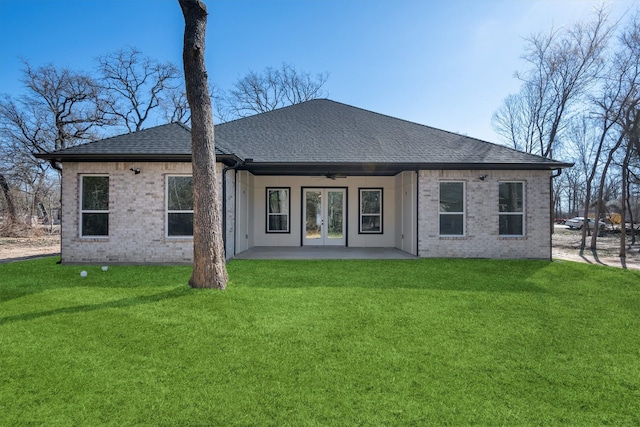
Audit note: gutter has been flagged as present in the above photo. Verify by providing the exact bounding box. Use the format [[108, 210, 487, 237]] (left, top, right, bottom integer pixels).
[[240, 161, 574, 176], [33, 152, 244, 166]]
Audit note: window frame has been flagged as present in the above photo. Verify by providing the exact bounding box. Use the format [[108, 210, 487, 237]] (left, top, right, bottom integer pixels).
[[79, 174, 110, 238], [166, 175, 194, 238], [439, 181, 465, 237], [498, 181, 525, 237], [266, 187, 290, 233], [358, 188, 383, 234]]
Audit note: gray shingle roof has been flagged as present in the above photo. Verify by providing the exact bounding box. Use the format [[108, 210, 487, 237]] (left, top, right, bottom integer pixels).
[[216, 99, 568, 168], [38, 99, 571, 173], [40, 122, 234, 160]]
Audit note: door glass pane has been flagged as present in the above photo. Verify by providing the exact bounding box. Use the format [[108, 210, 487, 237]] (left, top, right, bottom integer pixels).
[[305, 191, 321, 239], [327, 191, 343, 239]]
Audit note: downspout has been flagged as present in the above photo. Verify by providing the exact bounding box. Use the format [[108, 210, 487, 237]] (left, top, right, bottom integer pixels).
[[550, 168, 563, 261], [222, 159, 241, 260], [415, 170, 419, 257], [233, 169, 237, 257], [57, 167, 64, 264]]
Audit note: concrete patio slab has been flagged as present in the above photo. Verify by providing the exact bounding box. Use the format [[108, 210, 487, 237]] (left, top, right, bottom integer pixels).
[[233, 246, 417, 260]]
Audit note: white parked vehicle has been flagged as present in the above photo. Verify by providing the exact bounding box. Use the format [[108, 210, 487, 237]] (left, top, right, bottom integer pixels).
[[565, 217, 606, 230]]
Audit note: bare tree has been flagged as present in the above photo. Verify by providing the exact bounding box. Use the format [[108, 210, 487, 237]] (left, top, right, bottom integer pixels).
[[576, 104, 621, 250], [0, 63, 109, 156], [627, 162, 640, 246], [559, 166, 584, 216], [161, 83, 229, 125], [0, 64, 105, 171], [620, 140, 633, 257], [225, 63, 328, 118], [162, 87, 191, 125], [97, 47, 181, 132], [493, 7, 614, 159], [618, 106, 640, 255], [562, 116, 601, 227], [209, 84, 233, 123], [280, 64, 329, 105], [0, 62, 109, 235], [492, 89, 539, 153], [0, 173, 17, 224], [586, 11, 640, 252], [179, 0, 228, 289]]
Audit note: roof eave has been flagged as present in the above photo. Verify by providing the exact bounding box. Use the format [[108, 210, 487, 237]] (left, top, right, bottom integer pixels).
[[34, 152, 244, 166], [32, 151, 573, 174], [241, 161, 573, 176]]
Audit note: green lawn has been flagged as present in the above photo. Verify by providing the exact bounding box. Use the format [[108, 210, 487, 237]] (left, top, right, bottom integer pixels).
[[1, 257, 639, 426]]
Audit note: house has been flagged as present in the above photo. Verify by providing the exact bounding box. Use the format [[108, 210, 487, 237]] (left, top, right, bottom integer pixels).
[[38, 99, 571, 264]]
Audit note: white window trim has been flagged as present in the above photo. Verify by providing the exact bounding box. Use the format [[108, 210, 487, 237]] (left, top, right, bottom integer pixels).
[[166, 175, 194, 239], [438, 181, 466, 237], [79, 174, 109, 239], [499, 181, 525, 237], [359, 188, 383, 234], [266, 187, 290, 233]]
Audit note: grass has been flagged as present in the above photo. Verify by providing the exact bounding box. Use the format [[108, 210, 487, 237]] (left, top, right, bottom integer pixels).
[[1, 257, 639, 426]]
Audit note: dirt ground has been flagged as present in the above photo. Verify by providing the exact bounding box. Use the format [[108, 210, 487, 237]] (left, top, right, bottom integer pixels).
[[0, 233, 61, 263], [552, 225, 640, 270], [0, 226, 639, 269]]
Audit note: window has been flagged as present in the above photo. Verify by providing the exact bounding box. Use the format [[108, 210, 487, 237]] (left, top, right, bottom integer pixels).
[[359, 188, 382, 233], [167, 176, 193, 237], [439, 182, 464, 236], [499, 182, 524, 236], [266, 188, 289, 233], [80, 175, 109, 237]]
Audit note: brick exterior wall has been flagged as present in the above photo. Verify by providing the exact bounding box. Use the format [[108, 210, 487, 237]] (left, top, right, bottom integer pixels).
[[60, 163, 552, 263], [60, 161, 233, 264], [417, 170, 552, 259]]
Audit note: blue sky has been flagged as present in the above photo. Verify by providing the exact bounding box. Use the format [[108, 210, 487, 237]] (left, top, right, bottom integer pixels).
[[0, 0, 636, 144]]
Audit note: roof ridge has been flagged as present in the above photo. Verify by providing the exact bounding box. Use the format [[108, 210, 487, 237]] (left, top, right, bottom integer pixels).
[[173, 121, 192, 132], [173, 121, 236, 156], [215, 100, 321, 127]]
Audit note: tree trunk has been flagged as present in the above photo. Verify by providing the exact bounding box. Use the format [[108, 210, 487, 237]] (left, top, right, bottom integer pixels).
[[626, 178, 636, 245], [588, 132, 625, 250], [579, 181, 592, 253], [619, 141, 633, 258], [0, 173, 18, 224], [180, 0, 228, 289]]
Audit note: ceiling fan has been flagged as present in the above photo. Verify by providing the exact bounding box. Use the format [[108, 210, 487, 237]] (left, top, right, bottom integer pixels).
[[324, 173, 347, 180]]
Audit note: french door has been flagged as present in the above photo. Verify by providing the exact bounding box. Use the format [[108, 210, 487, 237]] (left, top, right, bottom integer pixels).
[[303, 188, 346, 246]]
